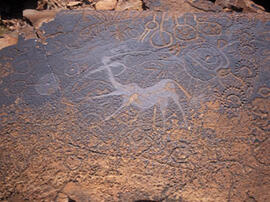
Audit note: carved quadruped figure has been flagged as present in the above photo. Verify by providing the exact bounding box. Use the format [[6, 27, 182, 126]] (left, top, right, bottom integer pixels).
[[84, 55, 191, 128]]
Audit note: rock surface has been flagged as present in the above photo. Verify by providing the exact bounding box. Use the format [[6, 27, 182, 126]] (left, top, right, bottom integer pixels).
[[1, 0, 269, 47], [144, 0, 267, 12], [0, 8, 270, 202]]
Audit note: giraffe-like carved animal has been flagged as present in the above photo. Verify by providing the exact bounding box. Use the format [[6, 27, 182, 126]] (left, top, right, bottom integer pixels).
[[84, 56, 191, 127]]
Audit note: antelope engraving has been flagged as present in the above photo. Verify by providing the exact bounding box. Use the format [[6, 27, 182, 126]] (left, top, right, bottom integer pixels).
[[84, 56, 191, 127]]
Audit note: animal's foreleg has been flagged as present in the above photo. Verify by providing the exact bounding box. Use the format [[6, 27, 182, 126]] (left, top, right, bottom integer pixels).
[[104, 101, 128, 121]]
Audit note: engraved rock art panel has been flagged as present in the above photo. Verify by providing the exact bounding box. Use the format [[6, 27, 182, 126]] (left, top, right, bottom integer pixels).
[[0, 11, 270, 202]]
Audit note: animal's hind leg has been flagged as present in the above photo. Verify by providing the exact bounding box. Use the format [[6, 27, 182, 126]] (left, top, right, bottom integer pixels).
[[159, 99, 168, 132], [171, 94, 188, 127]]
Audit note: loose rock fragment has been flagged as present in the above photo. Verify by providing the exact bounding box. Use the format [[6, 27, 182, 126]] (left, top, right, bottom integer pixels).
[[67, 1, 83, 7], [95, 0, 117, 10], [23, 9, 59, 29], [215, 0, 265, 12], [115, 0, 143, 11], [0, 32, 18, 50], [243, 0, 265, 13]]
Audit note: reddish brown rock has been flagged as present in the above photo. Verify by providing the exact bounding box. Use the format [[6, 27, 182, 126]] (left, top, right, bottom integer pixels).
[[23, 9, 58, 29], [95, 0, 117, 10], [0, 32, 18, 50], [115, 0, 143, 11], [0, 6, 270, 202]]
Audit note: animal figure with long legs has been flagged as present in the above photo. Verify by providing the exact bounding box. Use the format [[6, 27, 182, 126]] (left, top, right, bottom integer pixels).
[[85, 56, 191, 127]]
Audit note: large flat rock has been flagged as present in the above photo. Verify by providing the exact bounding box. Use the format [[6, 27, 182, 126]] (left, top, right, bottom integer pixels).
[[0, 10, 270, 201]]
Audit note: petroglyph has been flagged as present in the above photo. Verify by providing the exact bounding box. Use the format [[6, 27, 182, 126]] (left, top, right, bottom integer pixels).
[[35, 73, 60, 95], [1, 11, 270, 202], [82, 56, 190, 127]]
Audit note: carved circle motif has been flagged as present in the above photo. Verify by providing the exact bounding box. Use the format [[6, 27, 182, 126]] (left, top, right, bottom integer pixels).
[[234, 28, 256, 44], [146, 21, 159, 29], [174, 25, 197, 41], [258, 87, 270, 98], [232, 59, 258, 79], [150, 30, 173, 48], [186, 44, 229, 71], [198, 22, 222, 35], [237, 42, 257, 55], [182, 43, 229, 81], [65, 65, 80, 77], [221, 87, 247, 109]]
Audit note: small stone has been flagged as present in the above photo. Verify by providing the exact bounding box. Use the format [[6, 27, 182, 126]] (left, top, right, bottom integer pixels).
[[95, 0, 117, 10], [23, 9, 58, 29], [67, 1, 82, 7], [243, 0, 265, 13], [0, 32, 18, 50], [115, 0, 143, 11]]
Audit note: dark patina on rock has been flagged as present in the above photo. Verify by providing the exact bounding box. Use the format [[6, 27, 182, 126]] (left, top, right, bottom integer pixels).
[[0, 10, 269, 201]]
